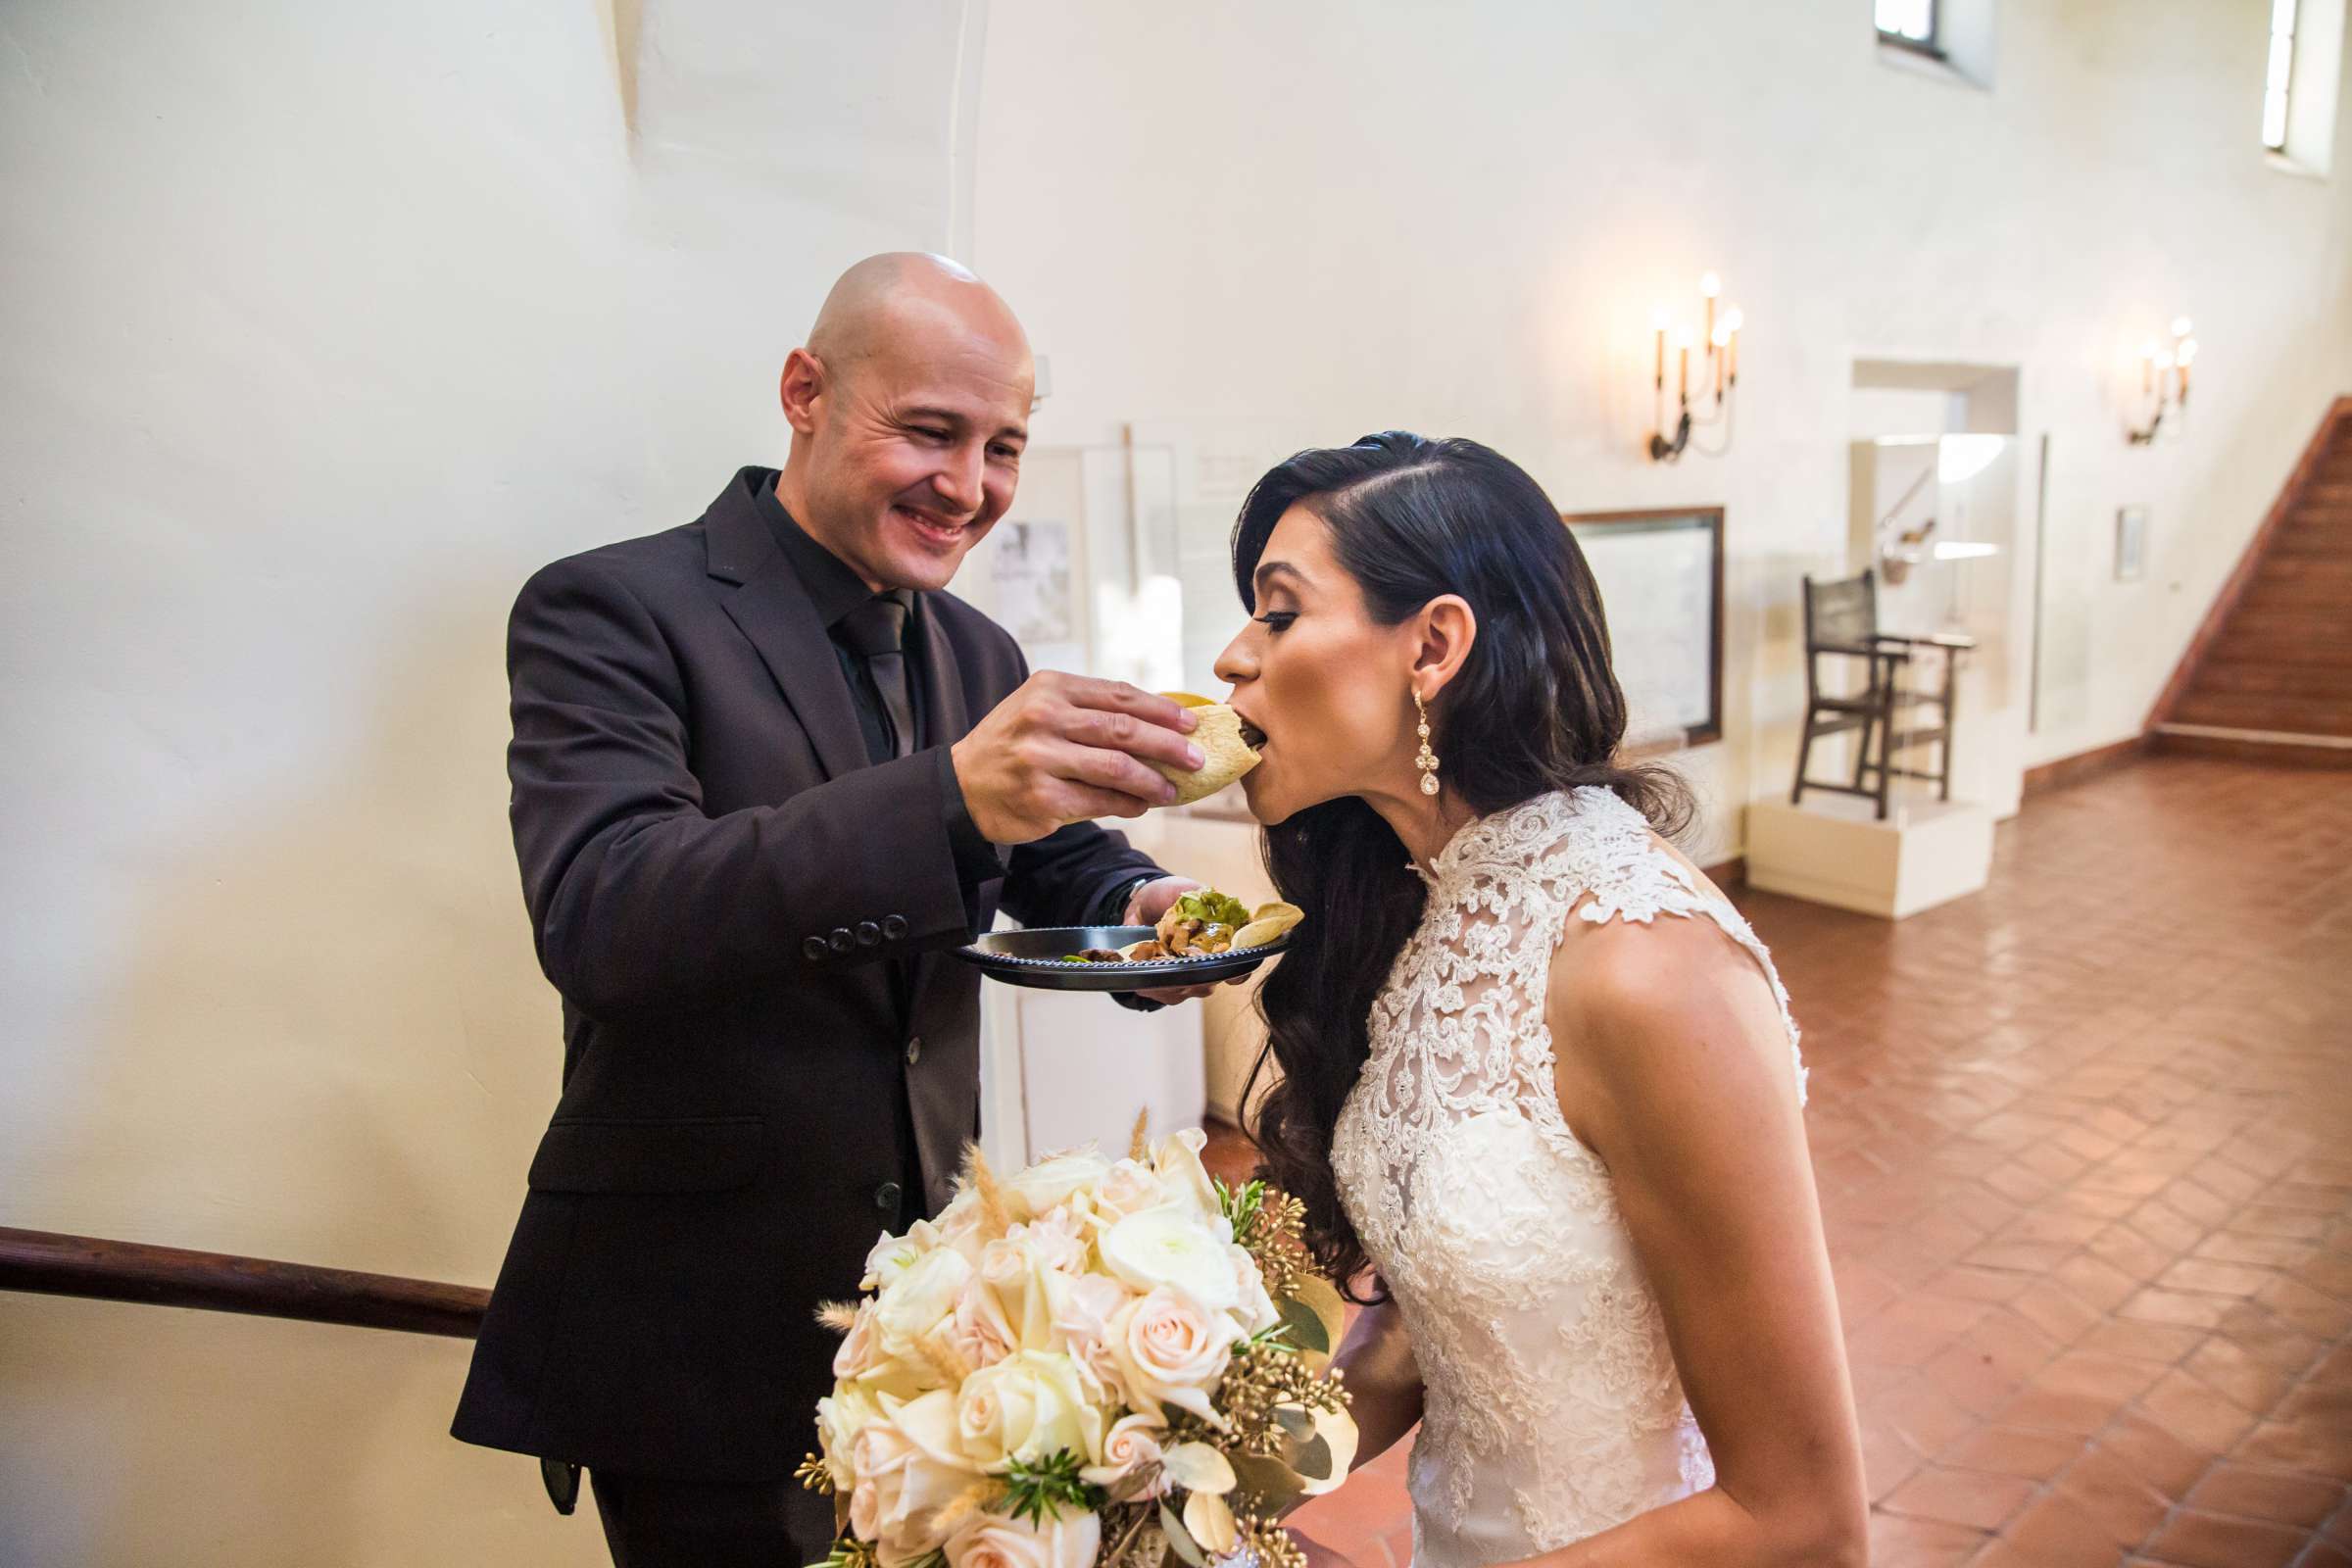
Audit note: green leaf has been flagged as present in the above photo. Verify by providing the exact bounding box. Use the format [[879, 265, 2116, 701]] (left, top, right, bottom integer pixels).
[[1271, 1405, 1317, 1445], [1159, 1503, 1207, 1568], [1275, 1295, 1330, 1356], [1285, 1432, 1334, 1483], [1226, 1453, 1306, 1515]]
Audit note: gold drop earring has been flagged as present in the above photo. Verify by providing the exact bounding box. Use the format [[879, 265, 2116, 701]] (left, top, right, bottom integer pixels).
[[1414, 690, 1440, 798]]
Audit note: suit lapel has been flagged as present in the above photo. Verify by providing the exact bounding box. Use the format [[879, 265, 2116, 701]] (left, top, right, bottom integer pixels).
[[704, 476, 868, 783]]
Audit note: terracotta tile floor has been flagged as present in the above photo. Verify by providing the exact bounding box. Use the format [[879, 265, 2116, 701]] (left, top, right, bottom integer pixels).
[[1204, 755, 2352, 1567]]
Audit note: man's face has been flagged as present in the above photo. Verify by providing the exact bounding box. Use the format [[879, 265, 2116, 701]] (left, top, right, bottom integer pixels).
[[796, 324, 1031, 593]]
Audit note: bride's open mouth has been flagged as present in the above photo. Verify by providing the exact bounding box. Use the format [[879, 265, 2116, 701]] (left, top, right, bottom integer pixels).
[[1237, 717, 1269, 753]]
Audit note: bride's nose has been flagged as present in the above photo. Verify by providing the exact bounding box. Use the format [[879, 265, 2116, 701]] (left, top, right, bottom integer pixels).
[[1213, 627, 1256, 686]]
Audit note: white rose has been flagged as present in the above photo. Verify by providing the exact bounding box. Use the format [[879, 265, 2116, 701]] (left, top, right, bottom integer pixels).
[[1100, 1209, 1243, 1315], [851, 1393, 986, 1566], [1004, 1149, 1111, 1220], [954, 1349, 1106, 1473], [945, 1504, 1102, 1568], [817, 1384, 887, 1489], [1109, 1288, 1240, 1425], [1079, 1411, 1168, 1494], [876, 1247, 976, 1371], [1150, 1129, 1222, 1217], [1046, 1271, 1135, 1402], [863, 1228, 931, 1293], [1228, 1244, 1283, 1336], [978, 1237, 1063, 1352]]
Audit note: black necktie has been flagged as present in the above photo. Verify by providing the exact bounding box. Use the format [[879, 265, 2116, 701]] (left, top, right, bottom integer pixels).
[[838, 596, 916, 763]]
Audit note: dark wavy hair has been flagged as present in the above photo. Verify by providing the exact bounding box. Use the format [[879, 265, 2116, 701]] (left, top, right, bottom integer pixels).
[[1235, 432, 1692, 1300]]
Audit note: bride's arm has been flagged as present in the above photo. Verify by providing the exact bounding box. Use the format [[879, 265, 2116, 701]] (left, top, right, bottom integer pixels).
[[1322, 1293, 1424, 1470], [1522, 914, 1867, 1568]]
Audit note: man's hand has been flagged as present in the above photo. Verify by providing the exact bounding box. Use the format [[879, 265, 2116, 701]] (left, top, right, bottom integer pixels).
[[1125, 875, 1254, 1006], [952, 674, 1202, 845]]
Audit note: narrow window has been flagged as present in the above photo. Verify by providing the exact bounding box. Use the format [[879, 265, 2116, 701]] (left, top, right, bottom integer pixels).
[[2265, 0, 2298, 151]]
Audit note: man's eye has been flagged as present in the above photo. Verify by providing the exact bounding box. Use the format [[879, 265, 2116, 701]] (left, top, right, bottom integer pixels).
[[912, 426, 952, 442], [990, 445, 1022, 463]]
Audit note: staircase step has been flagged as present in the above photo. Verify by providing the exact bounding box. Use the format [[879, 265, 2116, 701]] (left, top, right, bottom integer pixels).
[[2189, 662, 2352, 700], [2212, 633, 2352, 668], [2171, 692, 2352, 734]]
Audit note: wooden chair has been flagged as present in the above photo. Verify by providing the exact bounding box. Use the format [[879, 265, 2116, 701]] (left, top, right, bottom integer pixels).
[[1792, 569, 1977, 820]]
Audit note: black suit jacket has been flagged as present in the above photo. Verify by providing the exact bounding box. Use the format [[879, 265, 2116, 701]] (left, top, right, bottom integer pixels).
[[451, 468, 1160, 1482]]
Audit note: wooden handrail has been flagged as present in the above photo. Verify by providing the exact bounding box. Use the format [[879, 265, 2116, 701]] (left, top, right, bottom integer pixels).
[[0, 1226, 489, 1339]]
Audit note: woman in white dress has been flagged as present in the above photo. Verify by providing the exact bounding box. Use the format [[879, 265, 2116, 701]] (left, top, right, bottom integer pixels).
[[1211, 434, 1867, 1568]]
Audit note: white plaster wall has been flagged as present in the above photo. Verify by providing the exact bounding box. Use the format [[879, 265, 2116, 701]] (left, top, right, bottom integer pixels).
[[972, 0, 2352, 855], [0, 0, 981, 1560]]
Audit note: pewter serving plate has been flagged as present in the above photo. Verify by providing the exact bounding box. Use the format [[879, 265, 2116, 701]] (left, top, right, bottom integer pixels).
[[954, 925, 1291, 991]]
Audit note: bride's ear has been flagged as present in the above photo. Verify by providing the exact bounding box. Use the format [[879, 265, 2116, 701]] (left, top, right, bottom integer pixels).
[[1410, 595, 1477, 700]]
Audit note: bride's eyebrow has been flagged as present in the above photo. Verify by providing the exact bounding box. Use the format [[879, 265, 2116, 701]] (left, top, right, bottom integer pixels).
[[1252, 561, 1308, 595]]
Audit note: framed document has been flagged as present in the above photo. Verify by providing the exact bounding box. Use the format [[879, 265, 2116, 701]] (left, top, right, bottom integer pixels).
[[1561, 508, 1725, 751]]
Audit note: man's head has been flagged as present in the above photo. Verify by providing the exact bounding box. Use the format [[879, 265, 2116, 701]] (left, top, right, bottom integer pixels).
[[775, 253, 1033, 594]]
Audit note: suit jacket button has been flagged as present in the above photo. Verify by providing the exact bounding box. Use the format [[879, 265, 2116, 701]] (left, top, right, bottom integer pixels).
[[802, 936, 828, 961], [905, 1036, 923, 1065], [828, 927, 855, 955], [857, 921, 881, 948], [874, 1181, 903, 1213], [882, 913, 909, 941]]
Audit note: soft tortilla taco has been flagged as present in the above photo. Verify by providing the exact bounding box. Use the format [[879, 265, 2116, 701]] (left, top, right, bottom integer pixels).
[[1150, 691, 1263, 807]]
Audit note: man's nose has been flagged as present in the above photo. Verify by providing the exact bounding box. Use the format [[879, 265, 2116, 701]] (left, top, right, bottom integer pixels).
[[932, 443, 986, 514]]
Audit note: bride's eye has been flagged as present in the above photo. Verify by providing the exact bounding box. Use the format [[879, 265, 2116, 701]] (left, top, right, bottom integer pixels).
[[1254, 612, 1296, 633]]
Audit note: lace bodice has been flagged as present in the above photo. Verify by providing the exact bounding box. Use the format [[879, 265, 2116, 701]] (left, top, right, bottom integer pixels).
[[1330, 788, 1805, 1567]]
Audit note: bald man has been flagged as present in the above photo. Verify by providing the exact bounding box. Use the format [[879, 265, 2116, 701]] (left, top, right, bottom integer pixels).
[[452, 255, 1218, 1565]]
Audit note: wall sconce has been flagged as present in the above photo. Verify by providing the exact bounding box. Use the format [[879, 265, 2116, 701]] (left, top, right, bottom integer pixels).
[[2127, 317, 2196, 445], [1647, 272, 1741, 463]]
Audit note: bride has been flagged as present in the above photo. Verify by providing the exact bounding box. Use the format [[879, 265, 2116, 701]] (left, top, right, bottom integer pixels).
[[1211, 434, 1867, 1568]]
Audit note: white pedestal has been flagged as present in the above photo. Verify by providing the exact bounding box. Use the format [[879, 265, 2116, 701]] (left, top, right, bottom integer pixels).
[[1746, 794, 1993, 919]]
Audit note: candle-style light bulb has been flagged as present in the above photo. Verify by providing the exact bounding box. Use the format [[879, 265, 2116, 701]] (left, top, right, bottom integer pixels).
[[1675, 327, 1692, 404], [1699, 272, 1722, 298], [2177, 338, 2198, 365], [1652, 306, 1669, 387], [1699, 272, 1721, 345], [2171, 316, 2193, 340]]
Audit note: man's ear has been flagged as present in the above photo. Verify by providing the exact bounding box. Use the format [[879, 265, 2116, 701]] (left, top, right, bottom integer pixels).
[[779, 347, 826, 437], [1412, 595, 1478, 702]]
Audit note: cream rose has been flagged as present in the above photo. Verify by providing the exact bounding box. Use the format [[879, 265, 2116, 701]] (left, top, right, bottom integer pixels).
[[1079, 1411, 1168, 1494], [945, 1504, 1101, 1568], [1228, 1244, 1283, 1337], [1046, 1270, 1135, 1401], [1100, 1208, 1243, 1315], [954, 1348, 1106, 1473], [946, 1276, 1016, 1373], [851, 1392, 986, 1566], [875, 1247, 976, 1371], [1109, 1288, 1240, 1425], [1150, 1129, 1222, 1217], [1091, 1158, 1169, 1223], [1003, 1149, 1111, 1219], [816, 1384, 887, 1489]]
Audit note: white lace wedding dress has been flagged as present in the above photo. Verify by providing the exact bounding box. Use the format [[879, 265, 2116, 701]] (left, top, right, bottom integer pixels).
[[1329, 788, 1807, 1568]]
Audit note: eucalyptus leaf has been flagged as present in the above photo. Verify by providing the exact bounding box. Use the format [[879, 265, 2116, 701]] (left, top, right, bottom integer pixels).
[[1271, 1405, 1317, 1444], [1275, 1297, 1329, 1356], [1159, 1504, 1207, 1568], [1284, 1432, 1334, 1483], [1226, 1452, 1306, 1515], [1287, 1275, 1348, 1364]]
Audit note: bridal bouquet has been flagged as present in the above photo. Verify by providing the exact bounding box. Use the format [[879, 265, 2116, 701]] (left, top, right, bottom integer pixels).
[[799, 1125, 1355, 1568]]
